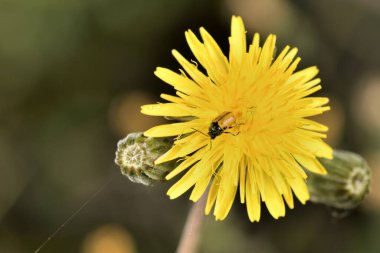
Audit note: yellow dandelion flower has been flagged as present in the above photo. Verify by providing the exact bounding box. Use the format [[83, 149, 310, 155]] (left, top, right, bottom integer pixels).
[[141, 16, 333, 222]]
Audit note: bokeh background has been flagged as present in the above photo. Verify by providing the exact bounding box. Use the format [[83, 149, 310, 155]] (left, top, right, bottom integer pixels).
[[1, 0, 380, 252]]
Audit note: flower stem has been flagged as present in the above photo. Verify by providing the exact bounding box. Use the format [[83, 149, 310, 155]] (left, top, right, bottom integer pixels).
[[176, 194, 207, 253]]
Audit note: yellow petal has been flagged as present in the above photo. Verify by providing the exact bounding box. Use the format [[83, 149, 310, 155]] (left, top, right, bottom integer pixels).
[[262, 173, 285, 219], [282, 184, 294, 209], [239, 156, 246, 203], [259, 34, 276, 70], [190, 171, 212, 202], [185, 30, 209, 73], [294, 84, 322, 100], [185, 29, 227, 87], [229, 16, 246, 66], [300, 119, 329, 132], [172, 50, 215, 94], [267, 160, 288, 195], [223, 147, 240, 186], [301, 138, 333, 159], [214, 165, 239, 220], [285, 153, 308, 179], [215, 183, 238, 220], [248, 33, 261, 65], [300, 78, 322, 91], [160, 93, 183, 104], [246, 165, 261, 222], [176, 91, 218, 116], [294, 105, 330, 118], [293, 154, 327, 174], [154, 67, 201, 95], [281, 48, 298, 71], [305, 97, 329, 108], [165, 149, 205, 180], [144, 120, 204, 137], [155, 133, 208, 164], [167, 166, 198, 199], [290, 66, 319, 85], [200, 27, 229, 78], [286, 175, 309, 204], [270, 45, 290, 70], [141, 103, 192, 117], [205, 177, 219, 215]]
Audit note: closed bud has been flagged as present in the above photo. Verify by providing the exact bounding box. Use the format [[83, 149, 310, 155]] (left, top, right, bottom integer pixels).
[[307, 150, 371, 213], [115, 132, 176, 186]]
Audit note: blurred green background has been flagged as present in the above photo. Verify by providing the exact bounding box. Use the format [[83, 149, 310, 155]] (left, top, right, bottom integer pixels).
[[1, 0, 380, 252]]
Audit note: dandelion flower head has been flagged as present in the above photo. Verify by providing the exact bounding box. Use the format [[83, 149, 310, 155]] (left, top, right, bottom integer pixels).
[[141, 16, 332, 222]]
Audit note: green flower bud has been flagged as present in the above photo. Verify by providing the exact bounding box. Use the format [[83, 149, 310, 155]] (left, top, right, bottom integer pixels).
[[115, 132, 176, 186], [307, 150, 371, 212]]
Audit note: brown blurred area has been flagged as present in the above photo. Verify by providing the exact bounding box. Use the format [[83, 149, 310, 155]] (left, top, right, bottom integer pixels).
[[0, 0, 379, 252]]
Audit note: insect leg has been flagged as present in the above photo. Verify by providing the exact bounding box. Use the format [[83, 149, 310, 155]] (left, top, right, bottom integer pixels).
[[224, 131, 240, 137]]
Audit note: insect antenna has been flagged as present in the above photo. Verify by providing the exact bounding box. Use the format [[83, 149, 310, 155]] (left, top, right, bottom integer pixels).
[[191, 128, 213, 150], [191, 128, 208, 137]]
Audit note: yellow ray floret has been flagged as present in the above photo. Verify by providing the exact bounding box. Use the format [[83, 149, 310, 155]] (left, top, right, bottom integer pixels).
[[141, 15, 332, 222]]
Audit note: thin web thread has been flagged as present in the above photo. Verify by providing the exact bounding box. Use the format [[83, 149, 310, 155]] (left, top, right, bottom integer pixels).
[[34, 172, 117, 253]]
